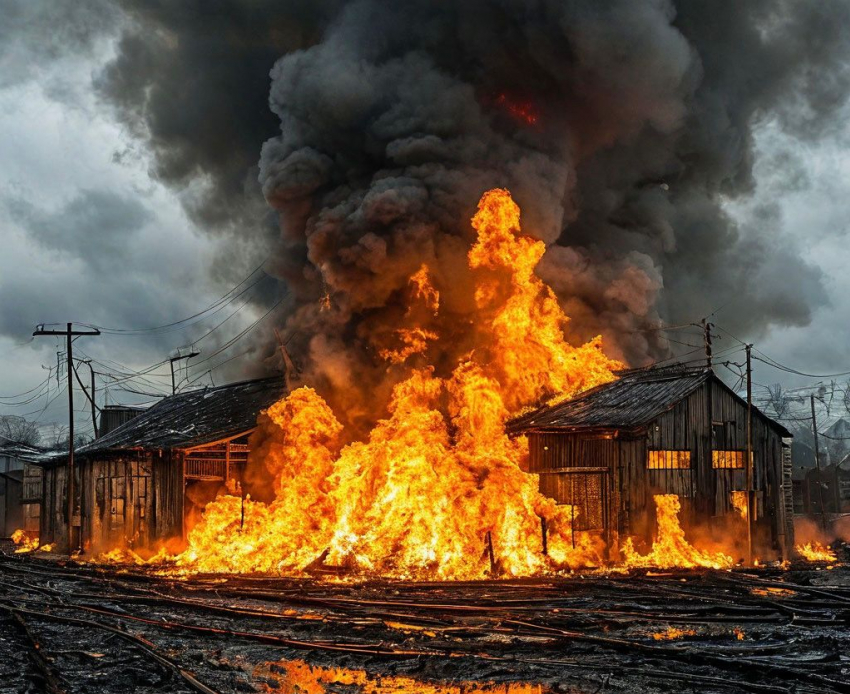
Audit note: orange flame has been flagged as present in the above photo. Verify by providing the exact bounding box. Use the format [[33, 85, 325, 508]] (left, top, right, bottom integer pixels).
[[621, 495, 734, 570], [255, 659, 549, 694], [174, 188, 622, 578], [730, 490, 748, 520], [11, 529, 39, 553], [796, 541, 837, 562], [651, 627, 695, 641]]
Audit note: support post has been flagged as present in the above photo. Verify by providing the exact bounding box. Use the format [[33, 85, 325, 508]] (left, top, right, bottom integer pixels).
[[486, 531, 496, 573], [810, 394, 829, 532], [746, 344, 754, 566], [540, 517, 548, 556]]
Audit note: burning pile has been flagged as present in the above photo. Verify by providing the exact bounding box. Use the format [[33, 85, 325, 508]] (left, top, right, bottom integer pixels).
[[176, 189, 622, 579]]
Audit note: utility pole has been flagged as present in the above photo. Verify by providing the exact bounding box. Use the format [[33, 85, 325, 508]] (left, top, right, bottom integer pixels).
[[745, 344, 754, 565], [33, 323, 100, 552], [169, 349, 200, 394], [810, 394, 829, 532], [274, 328, 299, 391], [701, 319, 713, 369]]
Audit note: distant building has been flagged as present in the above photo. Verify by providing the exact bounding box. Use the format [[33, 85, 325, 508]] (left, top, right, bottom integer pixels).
[[98, 404, 145, 438], [0, 437, 45, 537], [36, 377, 287, 552], [509, 366, 795, 559]]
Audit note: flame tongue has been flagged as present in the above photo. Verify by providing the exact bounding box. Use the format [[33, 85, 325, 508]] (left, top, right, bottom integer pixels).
[[177, 188, 623, 578], [621, 495, 734, 570]]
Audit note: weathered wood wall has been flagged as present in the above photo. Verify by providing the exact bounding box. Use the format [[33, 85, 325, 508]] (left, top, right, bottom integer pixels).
[[40, 450, 183, 552]]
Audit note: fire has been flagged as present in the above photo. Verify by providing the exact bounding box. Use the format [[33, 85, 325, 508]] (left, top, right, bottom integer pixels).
[[494, 93, 539, 126], [255, 659, 549, 694], [175, 188, 622, 578], [796, 541, 837, 563], [730, 490, 748, 520], [621, 495, 735, 570], [651, 627, 696, 641], [11, 529, 39, 553]]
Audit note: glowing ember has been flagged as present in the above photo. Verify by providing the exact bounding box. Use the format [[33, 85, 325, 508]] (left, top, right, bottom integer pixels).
[[621, 495, 734, 570], [255, 659, 550, 694], [495, 93, 539, 126], [796, 541, 837, 563], [11, 529, 39, 553], [651, 627, 695, 641], [175, 188, 622, 578]]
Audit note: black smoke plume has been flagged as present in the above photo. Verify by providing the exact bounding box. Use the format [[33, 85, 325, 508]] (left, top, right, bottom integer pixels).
[[99, 1, 850, 420]]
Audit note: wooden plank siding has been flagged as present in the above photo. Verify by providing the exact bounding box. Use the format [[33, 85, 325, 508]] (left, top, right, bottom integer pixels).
[[40, 451, 183, 552], [527, 377, 791, 557]]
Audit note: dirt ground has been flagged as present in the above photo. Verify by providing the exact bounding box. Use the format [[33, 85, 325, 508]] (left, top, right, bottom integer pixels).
[[1, 542, 848, 694]]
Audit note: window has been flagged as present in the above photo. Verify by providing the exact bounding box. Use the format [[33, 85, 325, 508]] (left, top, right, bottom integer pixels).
[[647, 450, 691, 469], [712, 451, 750, 469]]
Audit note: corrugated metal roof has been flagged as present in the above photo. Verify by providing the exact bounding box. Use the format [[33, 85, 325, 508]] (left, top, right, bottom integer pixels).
[[65, 376, 288, 458], [508, 366, 792, 437]]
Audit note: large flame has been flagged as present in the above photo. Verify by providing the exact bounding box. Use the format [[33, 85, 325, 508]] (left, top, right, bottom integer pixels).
[[621, 495, 734, 570], [176, 189, 622, 578]]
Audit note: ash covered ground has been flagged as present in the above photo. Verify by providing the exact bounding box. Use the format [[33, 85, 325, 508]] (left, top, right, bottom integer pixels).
[[1, 542, 848, 694]]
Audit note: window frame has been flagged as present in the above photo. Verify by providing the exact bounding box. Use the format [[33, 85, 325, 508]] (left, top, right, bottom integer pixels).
[[647, 450, 692, 470]]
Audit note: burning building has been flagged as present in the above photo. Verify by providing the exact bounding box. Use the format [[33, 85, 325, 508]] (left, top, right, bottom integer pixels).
[[509, 366, 795, 561], [36, 377, 286, 553]]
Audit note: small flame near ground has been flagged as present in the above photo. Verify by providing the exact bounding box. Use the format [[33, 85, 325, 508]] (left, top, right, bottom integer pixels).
[[10, 529, 50, 553], [254, 659, 551, 694], [796, 541, 837, 563]]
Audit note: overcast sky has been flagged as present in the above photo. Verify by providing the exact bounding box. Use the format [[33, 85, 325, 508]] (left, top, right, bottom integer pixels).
[[0, 4, 270, 439], [2, 2, 850, 441]]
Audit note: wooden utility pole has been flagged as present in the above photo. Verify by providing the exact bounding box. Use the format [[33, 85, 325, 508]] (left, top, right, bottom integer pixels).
[[701, 319, 713, 369], [274, 328, 298, 391], [169, 349, 200, 394], [89, 363, 97, 438], [810, 395, 829, 531], [33, 323, 100, 551], [745, 344, 754, 565]]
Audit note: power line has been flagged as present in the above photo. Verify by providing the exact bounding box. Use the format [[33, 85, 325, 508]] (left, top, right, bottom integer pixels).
[[77, 260, 269, 336]]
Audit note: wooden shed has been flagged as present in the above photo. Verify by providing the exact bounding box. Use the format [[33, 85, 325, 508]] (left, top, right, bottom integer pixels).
[[37, 377, 287, 553], [508, 366, 795, 559]]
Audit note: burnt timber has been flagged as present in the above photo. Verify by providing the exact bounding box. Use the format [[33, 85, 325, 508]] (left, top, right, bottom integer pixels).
[[36, 377, 287, 553], [509, 367, 795, 559], [1, 543, 848, 694]]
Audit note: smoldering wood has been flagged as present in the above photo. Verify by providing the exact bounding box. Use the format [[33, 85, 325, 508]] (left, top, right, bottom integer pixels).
[[1, 544, 848, 694]]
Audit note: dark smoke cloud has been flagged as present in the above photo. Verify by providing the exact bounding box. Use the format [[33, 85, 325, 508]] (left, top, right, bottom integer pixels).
[[96, 1, 850, 417]]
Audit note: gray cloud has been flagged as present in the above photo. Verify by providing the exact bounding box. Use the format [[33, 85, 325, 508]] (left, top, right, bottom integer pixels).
[[6, 190, 151, 271], [0, 0, 121, 89]]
